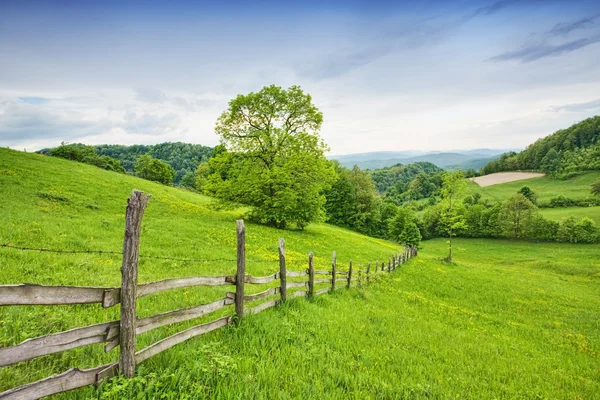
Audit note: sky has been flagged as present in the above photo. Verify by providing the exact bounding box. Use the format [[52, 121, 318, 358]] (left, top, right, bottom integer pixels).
[[1, 0, 600, 155]]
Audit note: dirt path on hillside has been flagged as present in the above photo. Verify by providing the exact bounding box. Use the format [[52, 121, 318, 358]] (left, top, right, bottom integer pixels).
[[471, 172, 545, 187]]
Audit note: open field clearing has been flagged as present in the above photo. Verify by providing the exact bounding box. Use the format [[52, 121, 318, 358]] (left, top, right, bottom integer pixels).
[[540, 206, 600, 226], [471, 172, 545, 187], [467, 171, 600, 203]]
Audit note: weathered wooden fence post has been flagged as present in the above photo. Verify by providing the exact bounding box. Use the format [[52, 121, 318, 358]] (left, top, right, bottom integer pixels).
[[308, 252, 314, 296], [347, 260, 353, 288], [375, 260, 379, 273], [120, 189, 150, 378], [235, 220, 246, 320], [388, 258, 391, 272], [331, 251, 336, 292], [367, 262, 371, 283], [279, 238, 286, 303]]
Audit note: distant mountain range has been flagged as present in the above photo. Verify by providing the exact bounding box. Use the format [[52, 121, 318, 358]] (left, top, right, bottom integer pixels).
[[329, 149, 520, 170]]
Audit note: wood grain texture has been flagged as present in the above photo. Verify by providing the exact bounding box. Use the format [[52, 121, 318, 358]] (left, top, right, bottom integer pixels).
[[286, 281, 306, 289], [245, 273, 279, 284], [0, 362, 118, 400], [243, 287, 278, 302], [135, 316, 230, 365], [120, 189, 150, 378], [137, 276, 235, 298], [0, 284, 119, 307], [285, 271, 307, 277], [307, 253, 314, 296], [313, 278, 331, 285], [0, 321, 118, 367], [347, 260, 353, 289]]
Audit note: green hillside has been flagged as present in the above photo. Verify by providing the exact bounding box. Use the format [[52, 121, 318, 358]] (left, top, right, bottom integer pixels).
[[541, 206, 600, 226], [1, 148, 599, 398], [467, 171, 600, 203]]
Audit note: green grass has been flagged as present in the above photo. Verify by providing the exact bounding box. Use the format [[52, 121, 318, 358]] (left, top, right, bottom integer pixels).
[[1, 148, 599, 399], [540, 206, 600, 225], [467, 171, 600, 203]]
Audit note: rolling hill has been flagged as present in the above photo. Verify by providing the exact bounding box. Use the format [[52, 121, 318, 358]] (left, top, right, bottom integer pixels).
[[1, 148, 598, 398], [330, 149, 513, 170]]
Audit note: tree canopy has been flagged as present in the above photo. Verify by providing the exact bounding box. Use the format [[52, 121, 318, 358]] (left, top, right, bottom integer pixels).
[[205, 85, 335, 229]]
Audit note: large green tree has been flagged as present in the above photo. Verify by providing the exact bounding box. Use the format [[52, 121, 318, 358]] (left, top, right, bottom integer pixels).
[[498, 194, 538, 238], [135, 154, 176, 185], [205, 85, 335, 229]]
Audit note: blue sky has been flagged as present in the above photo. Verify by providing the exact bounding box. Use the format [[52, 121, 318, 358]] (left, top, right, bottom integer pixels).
[[1, 0, 599, 154]]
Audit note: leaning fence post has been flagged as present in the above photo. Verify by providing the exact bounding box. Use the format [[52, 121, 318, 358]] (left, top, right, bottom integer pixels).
[[367, 262, 371, 283], [308, 252, 314, 296], [235, 220, 246, 320], [331, 251, 336, 292], [120, 190, 150, 378], [279, 238, 286, 303], [347, 260, 353, 288]]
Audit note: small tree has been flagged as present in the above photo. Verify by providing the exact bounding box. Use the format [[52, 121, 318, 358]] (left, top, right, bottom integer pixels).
[[591, 179, 600, 197], [517, 186, 537, 204], [398, 222, 422, 247], [135, 154, 175, 185], [439, 171, 467, 262], [499, 194, 537, 238], [194, 162, 210, 193]]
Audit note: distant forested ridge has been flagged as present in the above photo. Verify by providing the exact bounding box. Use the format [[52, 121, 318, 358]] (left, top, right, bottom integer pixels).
[[482, 116, 600, 177], [370, 162, 445, 203], [94, 142, 213, 183]]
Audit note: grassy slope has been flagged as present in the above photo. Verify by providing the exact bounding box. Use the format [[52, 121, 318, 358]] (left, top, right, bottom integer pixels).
[[0, 148, 399, 391], [1, 148, 599, 399], [92, 238, 599, 399], [467, 171, 600, 203], [540, 206, 600, 225]]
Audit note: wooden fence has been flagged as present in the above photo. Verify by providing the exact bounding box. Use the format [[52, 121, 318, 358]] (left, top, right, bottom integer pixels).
[[0, 190, 417, 400]]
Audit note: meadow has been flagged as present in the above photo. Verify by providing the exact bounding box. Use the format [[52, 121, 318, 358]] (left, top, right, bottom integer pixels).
[[1, 148, 599, 399], [467, 171, 600, 203]]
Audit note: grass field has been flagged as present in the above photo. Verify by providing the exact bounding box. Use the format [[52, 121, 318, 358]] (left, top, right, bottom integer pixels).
[[467, 171, 600, 203], [540, 206, 600, 226], [1, 148, 599, 399]]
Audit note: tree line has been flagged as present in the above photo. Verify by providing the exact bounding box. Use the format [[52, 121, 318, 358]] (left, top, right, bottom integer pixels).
[[482, 116, 600, 178]]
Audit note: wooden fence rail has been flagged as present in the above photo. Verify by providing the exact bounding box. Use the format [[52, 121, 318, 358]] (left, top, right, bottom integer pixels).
[[0, 190, 418, 400]]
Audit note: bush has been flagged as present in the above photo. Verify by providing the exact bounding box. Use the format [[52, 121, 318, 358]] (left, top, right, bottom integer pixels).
[[574, 217, 598, 243], [135, 154, 176, 185]]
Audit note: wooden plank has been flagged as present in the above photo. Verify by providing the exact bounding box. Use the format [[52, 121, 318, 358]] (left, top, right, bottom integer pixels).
[[135, 316, 230, 365], [245, 273, 279, 284], [0, 321, 118, 367], [235, 220, 245, 319], [286, 281, 306, 289], [137, 297, 234, 335], [245, 299, 279, 315], [290, 290, 307, 298], [0, 284, 119, 307], [315, 288, 329, 296], [335, 271, 348, 276], [243, 288, 278, 302], [119, 189, 149, 378], [137, 276, 235, 297], [0, 362, 118, 400], [313, 278, 331, 284], [334, 286, 345, 291], [334, 278, 346, 283], [286, 270, 306, 277], [313, 270, 331, 275], [105, 297, 234, 352], [279, 238, 286, 302]]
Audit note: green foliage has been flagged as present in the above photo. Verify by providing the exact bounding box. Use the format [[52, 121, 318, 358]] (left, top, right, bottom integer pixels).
[[194, 162, 210, 193], [499, 194, 538, 238], [592, 179, 600, 196], [481, 116, 600, 176], [206, 85, 335, 229], [398, 222, 422, 247], [517, 186, 537, 204], [179, 171, 196, 188], [94, 142, 213, 183], [135, 154, 176, 185], [45, 143, 125, 173], [370, 162, 444, 204], [439, 171, 467, 262]]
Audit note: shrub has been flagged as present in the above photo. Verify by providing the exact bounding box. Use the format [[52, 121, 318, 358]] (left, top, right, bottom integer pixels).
[[135, 154, 176, 185], [574, 217, 598, 243]]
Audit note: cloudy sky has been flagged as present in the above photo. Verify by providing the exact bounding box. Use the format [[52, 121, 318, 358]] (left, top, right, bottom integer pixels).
[[1, 0, 600, 155]]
